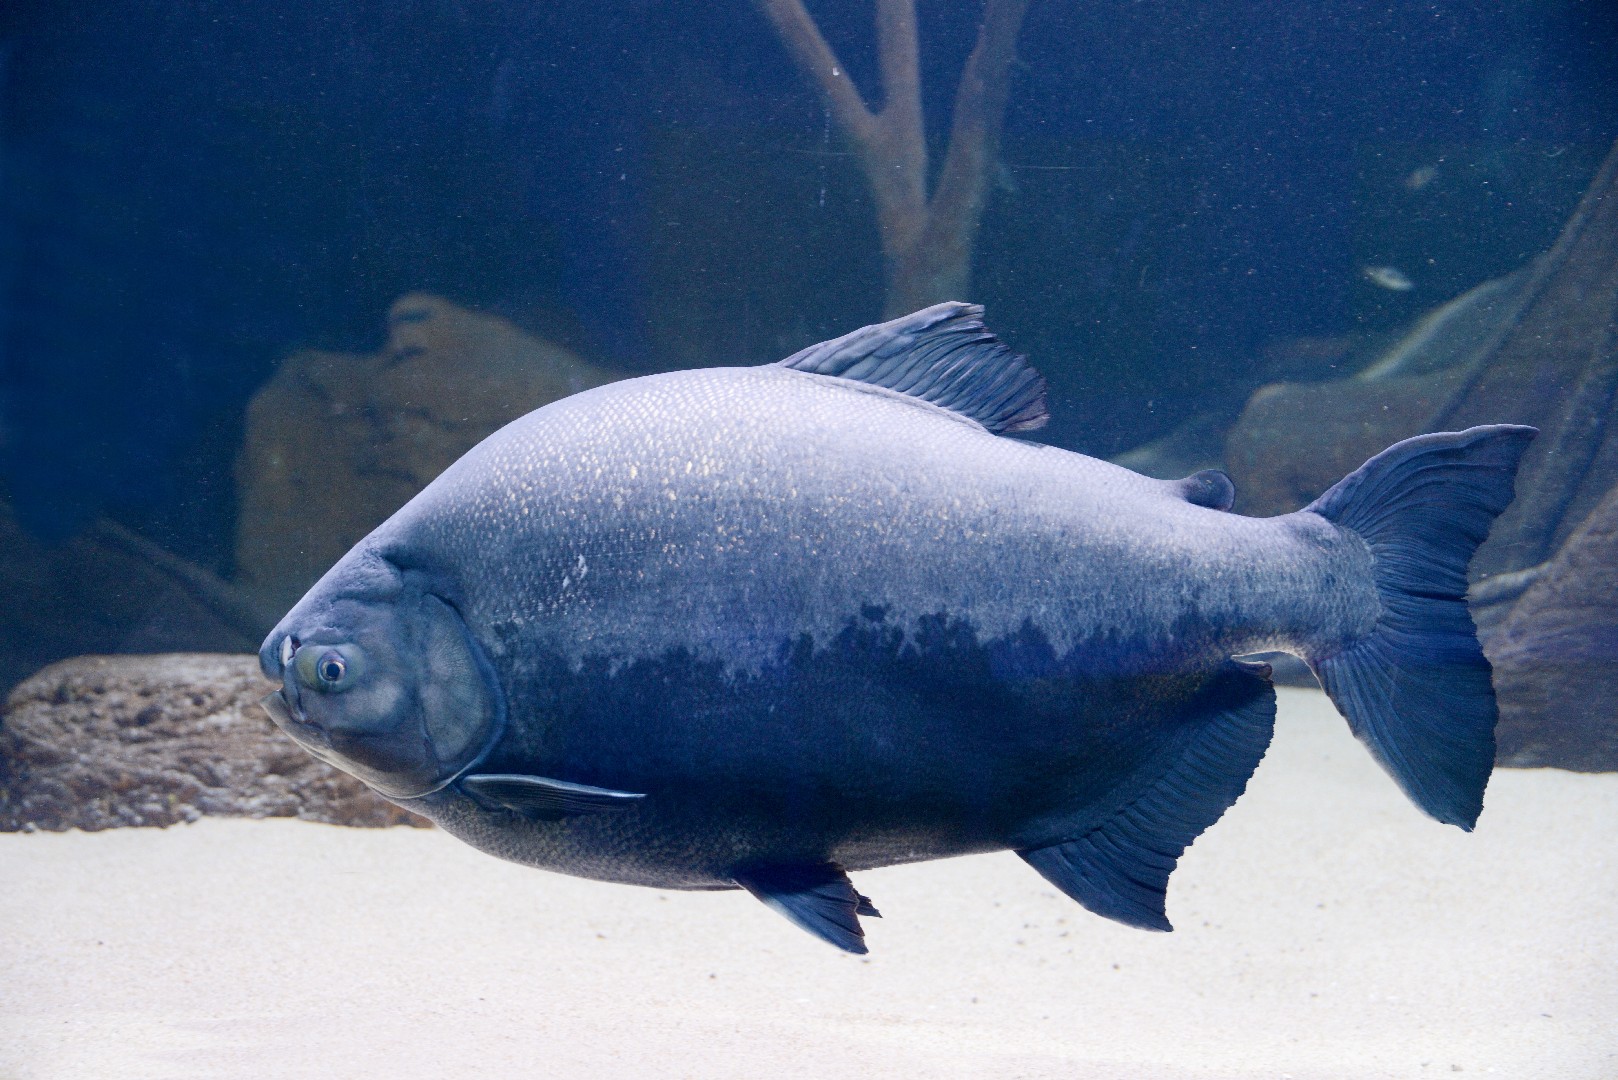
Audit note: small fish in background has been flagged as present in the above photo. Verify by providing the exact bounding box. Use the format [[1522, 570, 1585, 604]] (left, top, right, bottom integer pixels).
[[995, 159, 1020, 195], [1404, 165, 1440, 191], [258, 303, 1534, 954], [1363, 264, 1416, 291]]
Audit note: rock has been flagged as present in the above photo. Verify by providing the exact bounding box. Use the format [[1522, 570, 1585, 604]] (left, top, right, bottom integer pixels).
[[1223, 138, 1618, 564], [0, 502, 271, 701], [1111, 411, 1232, 481], [0, 654, 423, 831], [1433, 144, 1618, 577], [1352, 267, 1533, 382], [235, 293, 619, 613], [1123, 275, 1528, 503], [1487, 483, 1618, 771], [1218, 139, 1618, 769], [1223, 366, 1468, 516], [1221, 265, 1538, 516]]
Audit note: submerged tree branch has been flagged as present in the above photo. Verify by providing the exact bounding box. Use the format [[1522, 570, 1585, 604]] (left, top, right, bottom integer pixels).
[[754, 0, 878, 148], [928, 0, 1031, 254], [873, 0, 926, 206], [756, 0, 1033, 314]]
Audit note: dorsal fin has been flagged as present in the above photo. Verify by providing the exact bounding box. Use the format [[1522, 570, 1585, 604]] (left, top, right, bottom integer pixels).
[[776, 302, 1049, 434], [1170, 469, 1236, 511]]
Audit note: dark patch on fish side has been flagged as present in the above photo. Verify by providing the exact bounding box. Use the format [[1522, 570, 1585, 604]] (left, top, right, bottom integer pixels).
[[474, 612, 1220, 882]]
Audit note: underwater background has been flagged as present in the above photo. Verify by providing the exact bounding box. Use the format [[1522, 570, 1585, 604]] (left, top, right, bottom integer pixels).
[[4, 6, 1618, 1078], [3, 0, 1615, 598]]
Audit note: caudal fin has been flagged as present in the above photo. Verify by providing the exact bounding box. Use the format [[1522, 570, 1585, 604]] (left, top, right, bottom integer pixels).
[[1304, 424, 1536, 829]]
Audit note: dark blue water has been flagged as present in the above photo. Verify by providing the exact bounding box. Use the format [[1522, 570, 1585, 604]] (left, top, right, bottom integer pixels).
[[1, 0, 1614, 570]]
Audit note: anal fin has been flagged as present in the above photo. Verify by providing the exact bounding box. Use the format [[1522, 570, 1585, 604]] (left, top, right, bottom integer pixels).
[[1019, 660, 1276, 931], [735, 863, 880, 954]]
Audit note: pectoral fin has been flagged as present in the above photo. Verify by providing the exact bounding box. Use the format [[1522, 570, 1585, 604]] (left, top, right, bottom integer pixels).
[[734, 864, 881, 954], [459, 773, 645, 819]]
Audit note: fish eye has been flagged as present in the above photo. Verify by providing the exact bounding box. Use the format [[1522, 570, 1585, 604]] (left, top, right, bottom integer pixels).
[[295, 644, 361, 692], [316, 651, 347, 686]]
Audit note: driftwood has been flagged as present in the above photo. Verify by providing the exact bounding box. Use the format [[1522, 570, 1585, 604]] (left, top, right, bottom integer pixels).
[[756, 0, 1031, 315], [0, 501, 274, 700]]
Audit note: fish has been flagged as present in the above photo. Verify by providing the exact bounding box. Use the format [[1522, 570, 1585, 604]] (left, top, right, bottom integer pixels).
[[1354, 267, 1532, 382], [258, 303, 1535, 954], [995, 159, 1021, 195], [1363, 264, 1416, 291], [1404, 165, 1439, 191]]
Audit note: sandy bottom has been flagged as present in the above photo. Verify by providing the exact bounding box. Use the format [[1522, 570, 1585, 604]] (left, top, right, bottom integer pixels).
[[2, 687, 1615, 1080]]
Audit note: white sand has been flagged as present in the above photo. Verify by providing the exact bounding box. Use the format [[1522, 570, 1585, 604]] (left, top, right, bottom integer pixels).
[[2, 687, 1615, 1080]]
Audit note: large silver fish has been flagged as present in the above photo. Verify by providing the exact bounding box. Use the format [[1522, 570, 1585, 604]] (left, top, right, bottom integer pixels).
[[259, 303, 1534, 954]]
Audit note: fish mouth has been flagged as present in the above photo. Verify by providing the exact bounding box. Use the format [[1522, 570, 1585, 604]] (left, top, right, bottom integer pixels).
[[259, 688, 295, 727], [259, 688, 334, 755]]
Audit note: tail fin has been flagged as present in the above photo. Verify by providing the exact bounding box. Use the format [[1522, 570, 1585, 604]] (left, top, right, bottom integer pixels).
[[1304, 424, 1537, 829]]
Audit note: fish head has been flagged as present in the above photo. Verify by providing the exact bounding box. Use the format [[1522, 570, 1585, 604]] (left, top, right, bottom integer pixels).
[[258, 550, 504, 800]]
